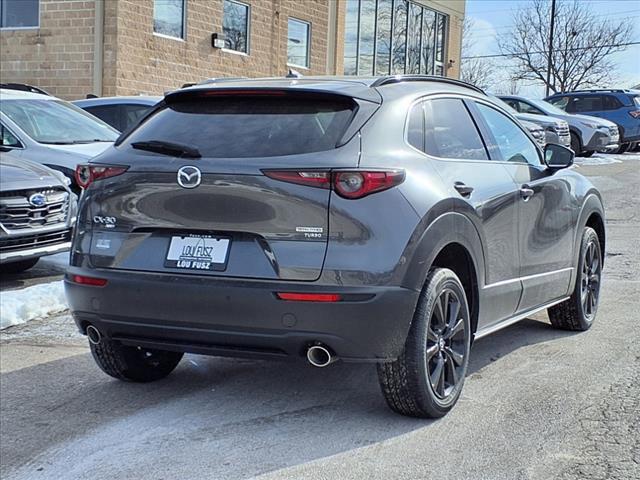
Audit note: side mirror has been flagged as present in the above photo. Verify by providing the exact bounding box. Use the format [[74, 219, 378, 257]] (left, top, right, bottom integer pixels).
[[544, 143, 574, 169]]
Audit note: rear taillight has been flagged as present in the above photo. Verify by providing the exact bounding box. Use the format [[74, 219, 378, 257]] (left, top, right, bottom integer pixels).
[[71, 275, 108, 287], [263, 169, 405, 199], [629, 110, 640, 119], [75, 165, 128, 189]]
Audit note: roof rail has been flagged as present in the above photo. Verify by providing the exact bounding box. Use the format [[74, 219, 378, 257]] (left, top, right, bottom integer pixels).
[[371, 75, 484, 94], [0, 83, 51, 96], [568, 88, 628, 93]]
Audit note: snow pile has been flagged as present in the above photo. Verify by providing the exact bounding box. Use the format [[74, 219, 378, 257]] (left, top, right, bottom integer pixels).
[[0, 281, 69, 330]]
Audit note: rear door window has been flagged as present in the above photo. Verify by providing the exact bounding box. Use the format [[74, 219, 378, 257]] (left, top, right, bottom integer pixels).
[[571, 96, 603, 113], [423, 98, 488, 160], [121, 104, 152, 130], [122, 95, 355, 158], [547, 96, 569, 111], [85, 105, 121, 130]]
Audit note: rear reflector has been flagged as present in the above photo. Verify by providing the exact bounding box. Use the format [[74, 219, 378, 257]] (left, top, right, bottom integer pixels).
[[276, 292, 342, 302], [71, 275, 108, 287]]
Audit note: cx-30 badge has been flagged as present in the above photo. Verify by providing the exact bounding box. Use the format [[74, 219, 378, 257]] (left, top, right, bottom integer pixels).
[[177, 166, 201, 189]]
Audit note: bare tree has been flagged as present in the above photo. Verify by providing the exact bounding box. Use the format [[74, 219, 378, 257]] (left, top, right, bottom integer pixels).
[[498, 0, 633, 93], [460, 18, 495, 90]]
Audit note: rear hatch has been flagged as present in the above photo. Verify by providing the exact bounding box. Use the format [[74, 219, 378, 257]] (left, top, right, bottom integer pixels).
[[84, 87, 377, 281]]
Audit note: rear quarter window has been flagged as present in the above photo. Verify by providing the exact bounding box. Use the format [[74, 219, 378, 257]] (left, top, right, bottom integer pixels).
[[121, 95, 356, 158]]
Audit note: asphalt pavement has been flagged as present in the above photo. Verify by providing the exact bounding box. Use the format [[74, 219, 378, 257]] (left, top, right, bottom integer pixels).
[[1, 154, 638, 480]]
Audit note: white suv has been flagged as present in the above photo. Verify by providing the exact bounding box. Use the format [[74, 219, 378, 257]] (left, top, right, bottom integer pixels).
[[0, 86, 119, 191]]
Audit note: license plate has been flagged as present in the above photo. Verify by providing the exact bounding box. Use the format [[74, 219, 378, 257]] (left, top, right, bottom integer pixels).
[[164, 234, 230, 271]]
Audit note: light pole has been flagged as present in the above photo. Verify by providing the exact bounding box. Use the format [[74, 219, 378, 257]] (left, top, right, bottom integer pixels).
[[545, 0, 557, 96]]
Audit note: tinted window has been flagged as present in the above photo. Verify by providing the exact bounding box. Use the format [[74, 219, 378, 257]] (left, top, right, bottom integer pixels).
[[476, 103, 540, 165], [287, 18, 310, 68], [357, 0, 375, 75], [571, 96, 603, 113], [407, 102, 424, 151], [1, 100, 119, 144], [85, 105, 121, 130], [121, 104, 151, 130], [407, 3, 422, 74], [375, 0, 392, 75], [1, 0, 38, 28], [122, 96, 354, 158], [153, 0, 185, 39], [603, 95, 621, 110], [423, 98, 488, 160], [391, 0, 408, 73], [223, 0, 249, 53]]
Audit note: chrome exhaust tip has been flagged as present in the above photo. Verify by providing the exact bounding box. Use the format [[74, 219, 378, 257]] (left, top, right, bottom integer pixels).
[[86, 325, 101, 345], [307, 345, 335, 367]]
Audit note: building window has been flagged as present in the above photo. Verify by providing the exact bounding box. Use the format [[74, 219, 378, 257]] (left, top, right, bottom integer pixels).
[[223, 0, 249, 54], [0, 0, 39, 29], [153, 0, 185, 39], [287, 18, 310, 69], [343, 0, 448, 76]]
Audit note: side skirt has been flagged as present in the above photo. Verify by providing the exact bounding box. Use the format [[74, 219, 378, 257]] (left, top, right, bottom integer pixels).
[[474, 296, 570, 340]]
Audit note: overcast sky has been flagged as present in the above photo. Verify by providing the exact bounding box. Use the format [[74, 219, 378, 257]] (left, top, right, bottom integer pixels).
[[465, 0, 640, 96]]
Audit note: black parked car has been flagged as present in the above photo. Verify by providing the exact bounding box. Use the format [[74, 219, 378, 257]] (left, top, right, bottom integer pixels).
[[66, 75, 605, 418], [72, 96, 161, 132]]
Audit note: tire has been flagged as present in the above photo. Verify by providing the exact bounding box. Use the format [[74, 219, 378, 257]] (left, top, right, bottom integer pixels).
[[570, 132, 582, 155], [377, 268, 471, 418], [580, 150, 595, 158], [1, 258, 39, 273], [548, 227, 602, 331], [614, 143, 630, 154], [90, 334, 183, 382]]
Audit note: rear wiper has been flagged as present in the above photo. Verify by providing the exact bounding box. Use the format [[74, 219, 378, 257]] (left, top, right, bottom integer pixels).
[[131, 140, 201, 158]]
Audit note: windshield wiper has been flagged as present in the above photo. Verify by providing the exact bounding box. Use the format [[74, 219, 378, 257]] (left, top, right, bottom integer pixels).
[[131, 140, 201, 158]]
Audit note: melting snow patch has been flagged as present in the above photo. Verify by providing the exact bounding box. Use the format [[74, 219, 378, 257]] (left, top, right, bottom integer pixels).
[[0, 281, 68, 330]]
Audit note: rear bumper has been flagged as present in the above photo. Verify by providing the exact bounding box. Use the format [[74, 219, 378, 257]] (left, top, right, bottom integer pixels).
[[64, 267, 419, 362]]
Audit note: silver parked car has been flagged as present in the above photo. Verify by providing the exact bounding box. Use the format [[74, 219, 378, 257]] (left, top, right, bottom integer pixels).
[[0, 87, 120, 191], [499, 95, 619, 156], [0, 151, 77, 273], [72, 96, 162, 133]]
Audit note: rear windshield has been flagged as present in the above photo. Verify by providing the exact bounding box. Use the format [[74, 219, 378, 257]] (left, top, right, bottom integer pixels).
[[122, 95, 355, 158]]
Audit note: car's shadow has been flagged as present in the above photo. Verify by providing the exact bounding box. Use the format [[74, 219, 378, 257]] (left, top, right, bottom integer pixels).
[[1, 317, 574, 479]]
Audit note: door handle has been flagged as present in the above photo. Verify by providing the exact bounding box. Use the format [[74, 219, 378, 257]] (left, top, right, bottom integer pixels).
[[454, 182, 474, 197], [520, 186, 535, 201]]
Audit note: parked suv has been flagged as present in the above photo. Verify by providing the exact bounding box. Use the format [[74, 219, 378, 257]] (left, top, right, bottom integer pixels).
[[499, 95, 619, 156], [1, 151, 77, 272], [545, 89, 640, 153], [0, 87, 119, 190], [66, 76, 605, 418]]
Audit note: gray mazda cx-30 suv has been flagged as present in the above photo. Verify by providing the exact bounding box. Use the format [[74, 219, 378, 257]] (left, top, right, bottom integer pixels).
[[66, 75, 605, 418]]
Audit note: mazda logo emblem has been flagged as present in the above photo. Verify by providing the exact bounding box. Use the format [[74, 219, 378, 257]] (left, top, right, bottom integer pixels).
[[177, 166, 201, 189]]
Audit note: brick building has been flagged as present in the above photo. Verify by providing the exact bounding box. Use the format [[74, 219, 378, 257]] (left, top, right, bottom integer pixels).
[[0, 0, 465, 100]]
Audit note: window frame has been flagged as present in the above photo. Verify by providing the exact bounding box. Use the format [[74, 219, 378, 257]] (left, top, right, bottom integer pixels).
[[222, 0, 251, 55], [287, 17, 311, 69], [153, 0, 187, 41], [0, 0, 40, 30]]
